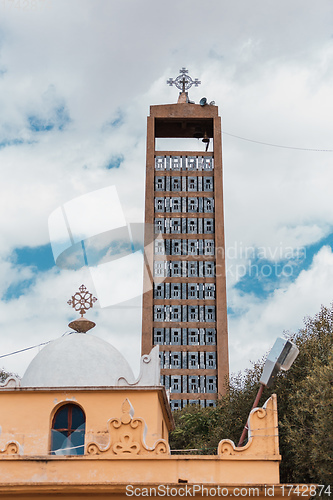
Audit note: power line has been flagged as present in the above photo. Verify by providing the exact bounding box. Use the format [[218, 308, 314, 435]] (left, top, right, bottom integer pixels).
[[222, 131, 333, 152], [0, 331, 73, 360], [0, 341, 51, 359]]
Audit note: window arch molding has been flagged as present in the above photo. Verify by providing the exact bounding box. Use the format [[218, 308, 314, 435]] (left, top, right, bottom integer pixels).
[[50, 402, 86, 456]]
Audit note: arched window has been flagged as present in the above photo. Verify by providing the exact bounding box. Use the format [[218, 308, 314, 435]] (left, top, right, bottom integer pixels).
[[51, 404, 85, 455]]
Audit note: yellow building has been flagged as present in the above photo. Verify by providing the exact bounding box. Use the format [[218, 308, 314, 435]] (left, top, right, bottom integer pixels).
[[0, 320, 309, 499]]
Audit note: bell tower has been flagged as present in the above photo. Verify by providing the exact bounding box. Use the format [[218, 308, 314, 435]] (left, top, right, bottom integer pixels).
[[141, 69, 228, 410]]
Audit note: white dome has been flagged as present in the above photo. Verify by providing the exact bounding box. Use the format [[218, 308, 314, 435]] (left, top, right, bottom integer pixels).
[[21, 333, 135, 388]]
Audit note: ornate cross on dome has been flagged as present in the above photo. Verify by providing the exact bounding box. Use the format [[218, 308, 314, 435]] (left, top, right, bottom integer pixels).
[[67, 284, 97, 317], [166, 67, 201, 93], [67, 285, 97, 333]]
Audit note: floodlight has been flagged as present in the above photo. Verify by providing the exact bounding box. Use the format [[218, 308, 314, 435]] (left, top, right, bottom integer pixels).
[[260, 337, 299, 387], [238, 336, 299, 447]]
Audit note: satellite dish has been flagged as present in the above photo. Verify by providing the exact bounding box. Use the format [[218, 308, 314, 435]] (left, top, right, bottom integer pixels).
[[209, 101, 215, 106], [199, 97, 207, 106]]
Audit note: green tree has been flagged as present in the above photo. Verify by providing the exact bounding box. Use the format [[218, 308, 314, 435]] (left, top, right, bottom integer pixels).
[[281, 354, 333, 484], [169, 304, 333, 484], [276, 305, 333, 483]]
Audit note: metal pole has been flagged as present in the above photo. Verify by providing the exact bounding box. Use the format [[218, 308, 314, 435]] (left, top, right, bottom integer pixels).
[[237, 383, 265, 447]]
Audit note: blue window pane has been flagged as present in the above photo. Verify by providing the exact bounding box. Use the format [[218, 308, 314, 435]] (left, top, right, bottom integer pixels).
[[71, 406, 85, 429], [70, 425, 85, 455], [51, 429, 67, 455], [51, 404, 85, 455], [53, 406, 68, 429]]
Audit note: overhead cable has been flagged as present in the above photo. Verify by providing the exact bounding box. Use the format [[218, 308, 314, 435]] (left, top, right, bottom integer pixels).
[[0, 341, 51, 359], [0, 331, 73, 360], [222, 131, 333, 152]]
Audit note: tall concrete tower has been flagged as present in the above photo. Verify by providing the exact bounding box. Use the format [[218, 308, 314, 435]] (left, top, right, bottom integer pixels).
[[141, 69, 228, 410]]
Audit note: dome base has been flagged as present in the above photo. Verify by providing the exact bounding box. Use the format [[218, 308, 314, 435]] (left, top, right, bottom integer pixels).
[[68, 317, 95, 333]]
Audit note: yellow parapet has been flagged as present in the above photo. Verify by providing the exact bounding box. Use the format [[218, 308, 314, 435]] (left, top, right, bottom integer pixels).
[[0, 389, 289, 498], [218, 394, 280, 459], [0, 332, 310, 499]]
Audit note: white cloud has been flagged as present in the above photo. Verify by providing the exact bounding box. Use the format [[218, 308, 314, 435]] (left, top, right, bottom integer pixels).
[[1, 0, 333, 378], [0, 265, 142, 378], [0, 258, 35, 298], [228, 246, 333, 372]]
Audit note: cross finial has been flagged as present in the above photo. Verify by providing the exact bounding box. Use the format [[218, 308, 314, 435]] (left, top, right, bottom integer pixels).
[[67, 284, 97, 318], [167, 68, 201, 94]]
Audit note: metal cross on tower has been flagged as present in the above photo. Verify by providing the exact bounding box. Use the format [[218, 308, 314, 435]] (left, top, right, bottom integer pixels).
[[166, 67, 201, 93]]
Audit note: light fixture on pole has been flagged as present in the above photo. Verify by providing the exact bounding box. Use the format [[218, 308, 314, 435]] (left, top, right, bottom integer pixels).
[[237, 337, 299, 447]]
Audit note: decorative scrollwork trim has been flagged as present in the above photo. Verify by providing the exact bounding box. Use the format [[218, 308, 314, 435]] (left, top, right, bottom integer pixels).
[[87, 398, 170, 456], [0, 441, 20, 455]]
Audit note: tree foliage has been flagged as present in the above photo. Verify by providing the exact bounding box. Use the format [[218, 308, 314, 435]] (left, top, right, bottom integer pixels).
[[169, 304, 333, 484]]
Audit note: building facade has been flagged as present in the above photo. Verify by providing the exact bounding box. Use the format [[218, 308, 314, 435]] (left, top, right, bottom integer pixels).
[[141, 90, 229, 410], [0, 329, 287, 499]]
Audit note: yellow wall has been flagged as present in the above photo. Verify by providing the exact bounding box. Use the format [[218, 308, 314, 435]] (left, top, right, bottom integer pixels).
[[0, 387, 172, 456], [0, 389, 288, 498]]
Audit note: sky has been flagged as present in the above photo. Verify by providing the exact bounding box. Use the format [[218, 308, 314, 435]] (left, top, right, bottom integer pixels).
[[1, 0, 333, 379]]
